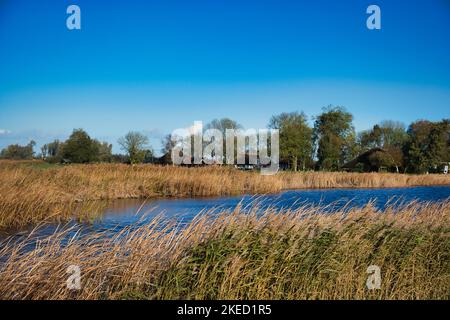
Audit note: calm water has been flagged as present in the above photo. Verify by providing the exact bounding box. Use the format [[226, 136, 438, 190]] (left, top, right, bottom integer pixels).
[[2, 186, 449, 244]]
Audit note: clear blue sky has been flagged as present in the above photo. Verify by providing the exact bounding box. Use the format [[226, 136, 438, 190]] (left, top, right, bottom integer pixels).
[[0, 0, 449, 154]]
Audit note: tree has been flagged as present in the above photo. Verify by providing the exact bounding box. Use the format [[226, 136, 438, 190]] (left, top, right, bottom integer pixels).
[[205, 118, 242, 164], [313, 106, 355, 171], [61, 129, 98, 163], [40, 144, 48, 160], [358, 126, 382, 151], [118, 131, 149, 164], [427, 120, 450, 170], [0, 140, 35, 160], [269, 112, 312, 171], [143, 149, 155, 163], [378, 120, 408, 148], [405, 119, 450, 173], [359, 121, 407, 150], [43, 139, 64, 163], [368, 151, 395, 171], [160, 134, 175, 164], [357, 121, 408, 172], [342, 130, 359, 168], [47, 140, 62, 157], [111, 154, 129, 163], [94, 140, 113, 162], [205, 118, 242, 135]]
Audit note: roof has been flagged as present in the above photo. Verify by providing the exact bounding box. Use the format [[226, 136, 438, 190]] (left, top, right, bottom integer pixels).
[[342, 147, 387, 169]]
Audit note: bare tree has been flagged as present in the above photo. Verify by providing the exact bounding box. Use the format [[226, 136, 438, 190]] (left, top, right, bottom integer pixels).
[[118, 131, 149, 164]]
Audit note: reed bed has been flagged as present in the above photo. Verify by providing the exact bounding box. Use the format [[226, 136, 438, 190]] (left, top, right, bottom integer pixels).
[[0, 201, 448, 300], [0, 161, 449, 229]]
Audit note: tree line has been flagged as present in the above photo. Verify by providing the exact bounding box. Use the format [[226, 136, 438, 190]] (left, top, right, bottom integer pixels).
[[267, 106, 448, 173], [1, 106, 449, 173], [37, 129, 154, 165]]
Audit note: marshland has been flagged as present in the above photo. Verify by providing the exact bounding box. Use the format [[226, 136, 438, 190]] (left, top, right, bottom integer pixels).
[[2, 0, 450, 302], [0, 161, 449, 300], [1, 161, 449, 229], [0, 199, 448, 300], [0, 114, 449, 300]]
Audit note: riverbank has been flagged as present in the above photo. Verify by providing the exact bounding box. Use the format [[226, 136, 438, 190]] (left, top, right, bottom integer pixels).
[[0, 201, 448, 299], [1, 161, 449, 229]]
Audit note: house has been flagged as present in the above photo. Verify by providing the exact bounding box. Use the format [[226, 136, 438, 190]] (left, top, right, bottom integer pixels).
[[342, 148, 399, 173]]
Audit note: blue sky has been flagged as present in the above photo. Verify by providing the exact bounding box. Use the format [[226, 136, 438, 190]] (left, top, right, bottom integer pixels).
[[0, 0, 449, 154]]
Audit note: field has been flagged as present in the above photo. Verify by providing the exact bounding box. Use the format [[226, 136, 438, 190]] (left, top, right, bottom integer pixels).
[[1, 160, 449, 229], [0, 201, 448, 299]]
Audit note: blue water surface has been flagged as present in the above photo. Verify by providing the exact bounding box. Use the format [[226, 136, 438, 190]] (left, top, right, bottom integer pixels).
[[2, 186, 449, 246]]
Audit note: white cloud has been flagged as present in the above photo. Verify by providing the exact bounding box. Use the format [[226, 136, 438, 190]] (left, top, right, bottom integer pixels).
[[187, 121, 203, 136], [0, 129, 11, 135]]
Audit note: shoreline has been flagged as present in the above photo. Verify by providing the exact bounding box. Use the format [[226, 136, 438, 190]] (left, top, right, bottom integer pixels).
[[2, 183, 449, 238], [1, 162, 450, 229], [77, 183, 450, 205]]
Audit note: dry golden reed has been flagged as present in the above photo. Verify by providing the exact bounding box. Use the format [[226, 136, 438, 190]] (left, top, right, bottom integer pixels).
[[0, 201, 448, 300], [0, 161, 449, 229]]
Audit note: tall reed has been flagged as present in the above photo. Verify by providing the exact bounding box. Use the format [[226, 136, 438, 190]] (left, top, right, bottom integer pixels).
[[0, 201, 448, 300]]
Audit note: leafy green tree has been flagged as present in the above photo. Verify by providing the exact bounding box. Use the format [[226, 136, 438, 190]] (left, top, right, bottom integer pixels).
[[405, 119, 450, 173], [313, 106, 355, 171], [93, 140, 113, 162], [358, 126, 382, 150], [359, 121, 407, 150], [358, 121, 408, 172], [118, 131, 149, 164], [0, 141, 35, 160], [368, 151, 395, 170], [47, 140, 62, 157], [61, 129, 98, 163], [43, 140, 64, 163], [342, 131, 359, 167], [427, 120, 450, 169], [143, 149, 155, 163], [269, 112, 313, 171]]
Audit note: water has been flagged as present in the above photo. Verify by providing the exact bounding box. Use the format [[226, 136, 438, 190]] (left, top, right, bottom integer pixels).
[[2, 186, 449, 244]]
